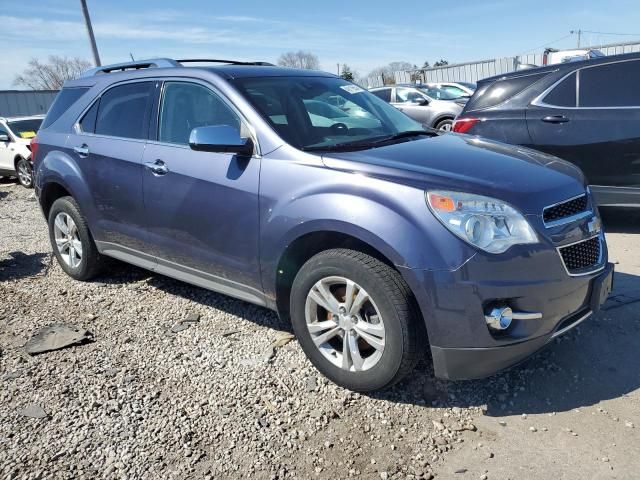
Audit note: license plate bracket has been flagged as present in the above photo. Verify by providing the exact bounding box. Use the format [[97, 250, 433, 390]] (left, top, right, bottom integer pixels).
[[590, 263, 614, 313]]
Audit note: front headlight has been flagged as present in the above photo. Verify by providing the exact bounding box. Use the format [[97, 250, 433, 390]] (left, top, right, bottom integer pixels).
[[426, 190, 538, 254]]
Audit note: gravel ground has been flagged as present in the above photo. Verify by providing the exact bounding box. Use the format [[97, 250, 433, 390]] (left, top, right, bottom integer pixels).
[[1, 180, 638, 480]]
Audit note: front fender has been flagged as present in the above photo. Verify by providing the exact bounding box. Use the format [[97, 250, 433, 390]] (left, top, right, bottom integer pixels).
[[258, 153, 476, 297]]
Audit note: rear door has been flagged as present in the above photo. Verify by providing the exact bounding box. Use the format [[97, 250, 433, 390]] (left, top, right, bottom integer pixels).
[[527, 60, 640, 188], [70, 81, 156, 257], [141, 80, 263, 301]]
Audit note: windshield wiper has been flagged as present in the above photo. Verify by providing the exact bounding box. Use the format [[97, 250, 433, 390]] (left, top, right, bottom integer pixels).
[[302, 130, 436, 152]]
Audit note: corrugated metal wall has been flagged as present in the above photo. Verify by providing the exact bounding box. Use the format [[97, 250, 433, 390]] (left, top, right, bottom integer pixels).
[[363, 40, 640, 88], [0, 90, 58, 117]]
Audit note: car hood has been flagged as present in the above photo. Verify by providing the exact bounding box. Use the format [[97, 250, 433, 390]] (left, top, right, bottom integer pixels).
[[321, 134, 587, 215]]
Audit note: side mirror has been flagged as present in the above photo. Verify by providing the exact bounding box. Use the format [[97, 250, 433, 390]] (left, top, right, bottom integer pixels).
[[0, 134, 9, 142], [412, 98, 429, 106], [189, 125, 254, 156]]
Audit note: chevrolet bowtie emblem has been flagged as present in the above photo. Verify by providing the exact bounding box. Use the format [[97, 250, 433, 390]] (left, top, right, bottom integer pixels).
[[587, 217, 602, 235]]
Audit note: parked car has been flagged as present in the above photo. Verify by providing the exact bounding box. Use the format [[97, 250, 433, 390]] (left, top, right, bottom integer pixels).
[[0, 115, 44, 188], [369, 84, 462, 131], [543, 47, 604, 65], [453, 52, 640, 207], [33, 58, 612, 391]]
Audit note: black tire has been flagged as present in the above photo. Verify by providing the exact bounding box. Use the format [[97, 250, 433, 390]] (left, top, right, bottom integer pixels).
[[434, 118, 453, 132], [15, 157, 33, 188], [290, 249, 420, 392], [48, 196, 104, 280]]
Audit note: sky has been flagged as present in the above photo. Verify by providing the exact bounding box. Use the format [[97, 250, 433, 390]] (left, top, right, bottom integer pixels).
[[2, 0, 640, 89]]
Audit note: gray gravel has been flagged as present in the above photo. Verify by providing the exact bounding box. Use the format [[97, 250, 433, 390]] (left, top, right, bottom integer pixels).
[[1, 180, 639, 479]]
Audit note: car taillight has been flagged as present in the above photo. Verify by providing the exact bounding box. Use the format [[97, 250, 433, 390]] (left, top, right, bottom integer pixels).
[[30, 136, 39, 164], [452, 117, 479, 134]]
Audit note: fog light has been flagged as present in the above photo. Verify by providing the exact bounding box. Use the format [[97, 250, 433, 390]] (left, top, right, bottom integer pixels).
[[485, 306, 513, 331]]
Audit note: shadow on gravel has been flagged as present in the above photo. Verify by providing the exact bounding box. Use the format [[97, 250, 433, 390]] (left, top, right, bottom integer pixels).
[[0, 251, 49, 281], [366, 271, 640, 417], [0, 190, 8, 200]]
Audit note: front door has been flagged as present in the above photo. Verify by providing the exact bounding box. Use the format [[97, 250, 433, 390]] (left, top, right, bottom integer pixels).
[[392, 87, 432, 124], [141, 81, 263, 303], [0, 125, 14, 172]]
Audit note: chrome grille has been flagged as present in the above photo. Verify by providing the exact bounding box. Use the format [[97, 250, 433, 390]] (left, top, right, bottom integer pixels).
[[558, 236, 601, 274], [543, 194, 588, 225]]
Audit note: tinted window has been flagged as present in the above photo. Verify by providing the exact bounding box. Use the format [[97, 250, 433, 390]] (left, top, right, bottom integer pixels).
[[579, 61, 640, 107], [95, 82, 154, 139], [41, 87, 89, 129], [79, 101, 99, 133], [466, 72, 548, 111], [543, 72, 576, 107], [159, 82, 241, 145], [371, 88, 391, 102]]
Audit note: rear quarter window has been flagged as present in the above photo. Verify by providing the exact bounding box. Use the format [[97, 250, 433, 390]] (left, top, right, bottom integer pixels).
[[542, 72, 577, 107], [466, 72, 549, 111], [41, 87, 89, 129]]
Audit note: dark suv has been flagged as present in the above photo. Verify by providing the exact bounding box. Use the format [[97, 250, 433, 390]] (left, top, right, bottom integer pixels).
[[453, 52, 640, 207], [32, 58, 613, 391]]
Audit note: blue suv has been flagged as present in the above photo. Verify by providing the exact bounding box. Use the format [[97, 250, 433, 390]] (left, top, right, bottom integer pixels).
[[32, 59, 613, 391]]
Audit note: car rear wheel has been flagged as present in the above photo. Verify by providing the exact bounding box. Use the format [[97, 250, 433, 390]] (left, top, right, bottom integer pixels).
[[435, 118, 453, 132], [16, 158, 33, 188], [290, 249, 419, 391], [48, 196, 104, 280]]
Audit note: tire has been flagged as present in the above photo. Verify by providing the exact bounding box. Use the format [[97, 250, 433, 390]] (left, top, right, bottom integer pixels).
[[48, 196, 104, 280], [435, 118, 453, 132], [15, 157, 33, 188], [290, 249, 420, 392]]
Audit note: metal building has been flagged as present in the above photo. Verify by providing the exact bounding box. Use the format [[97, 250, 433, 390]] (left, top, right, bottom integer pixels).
[[0, 90, 58, 117]]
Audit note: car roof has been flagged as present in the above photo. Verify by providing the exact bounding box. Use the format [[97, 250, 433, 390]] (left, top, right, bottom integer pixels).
[[64, 58, 337, 88], [479, 51, 640, 85]]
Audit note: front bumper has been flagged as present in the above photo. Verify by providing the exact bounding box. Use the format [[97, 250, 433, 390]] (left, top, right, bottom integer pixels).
[[400, 240, 614, 380]]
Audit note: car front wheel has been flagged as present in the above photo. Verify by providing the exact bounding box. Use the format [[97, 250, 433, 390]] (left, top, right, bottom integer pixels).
[[16, 158, 33, 188], [290, 249, 420, 392]]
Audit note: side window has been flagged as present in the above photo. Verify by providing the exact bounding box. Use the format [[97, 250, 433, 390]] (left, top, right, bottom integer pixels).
[[543, 72, 577, 107], [159, 82, 241, 145], [396, 88, 425, 104], [79, 100, 99, 133], [466, 72, 549, 111], [95, 82, 154, 139], [41, 87, 89, 129], [371, 88, 391, 102], [579, 61, 640, 107]]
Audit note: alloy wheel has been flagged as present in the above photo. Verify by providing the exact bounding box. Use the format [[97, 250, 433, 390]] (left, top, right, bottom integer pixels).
[[53, 212, 83, 268], [304, 276, 386, 372], [17, 160, 32, 186]]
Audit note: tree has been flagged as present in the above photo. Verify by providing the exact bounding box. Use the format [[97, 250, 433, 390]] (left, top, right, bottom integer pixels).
[[14, 56, 92, 90], [340, 64, 355, 81], [433, 59, 449, 67], [422, 61, 430, 69], [277, 51, 320, 70]]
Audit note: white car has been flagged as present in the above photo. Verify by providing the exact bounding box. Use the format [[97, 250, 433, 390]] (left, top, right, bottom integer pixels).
[[428, 82, 476, 98], [0, 115, 43, 188]]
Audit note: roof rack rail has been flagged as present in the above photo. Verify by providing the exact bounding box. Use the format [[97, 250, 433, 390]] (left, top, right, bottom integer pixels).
[[81, 58, 181, 77], [177, 59, 274, 66]]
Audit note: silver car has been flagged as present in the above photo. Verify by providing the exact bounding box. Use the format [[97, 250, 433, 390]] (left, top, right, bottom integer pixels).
[[369, 85, 463, 131]]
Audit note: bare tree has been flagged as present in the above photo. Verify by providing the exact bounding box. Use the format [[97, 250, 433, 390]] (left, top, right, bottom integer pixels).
[[13, 56, 92, 90], [277, 51, 320, 70]]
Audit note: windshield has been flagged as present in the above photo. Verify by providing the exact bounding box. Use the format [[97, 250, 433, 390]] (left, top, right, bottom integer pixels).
[[7, 119, 42, 139], [233, 76, 422, 150]]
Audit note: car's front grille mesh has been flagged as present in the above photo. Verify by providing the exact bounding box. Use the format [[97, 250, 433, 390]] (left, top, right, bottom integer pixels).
[[559, 236, 601, 273], [543, 194, 588, 224]]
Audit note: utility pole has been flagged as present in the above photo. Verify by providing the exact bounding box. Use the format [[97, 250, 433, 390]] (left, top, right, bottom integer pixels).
[[80, 0, 101, 66], [571, 29, 582, 48]]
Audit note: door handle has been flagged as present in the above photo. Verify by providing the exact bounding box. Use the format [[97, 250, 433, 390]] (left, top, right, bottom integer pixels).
[[542, 115, 570, 124], [144, 159, 169, 176], [73, 144, 89, 157]]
